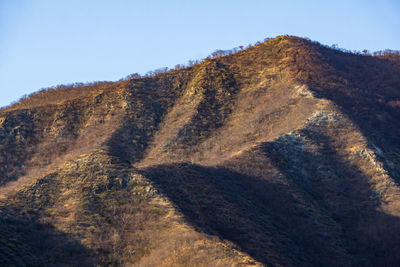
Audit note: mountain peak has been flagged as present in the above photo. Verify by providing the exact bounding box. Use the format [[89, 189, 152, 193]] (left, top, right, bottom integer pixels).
[[1, 36, 400, 266]]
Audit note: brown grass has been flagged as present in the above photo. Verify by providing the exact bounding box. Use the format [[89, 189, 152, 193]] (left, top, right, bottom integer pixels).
[[1, 35, 400, 266]]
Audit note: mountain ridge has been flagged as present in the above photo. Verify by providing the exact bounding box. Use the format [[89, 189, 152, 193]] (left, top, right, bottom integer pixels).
[[1, 35, 400, 266]]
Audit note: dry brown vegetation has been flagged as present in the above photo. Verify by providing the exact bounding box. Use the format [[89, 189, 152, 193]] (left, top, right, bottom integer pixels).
[[0, 81, 118, 112], [1, 36, 400, 266]]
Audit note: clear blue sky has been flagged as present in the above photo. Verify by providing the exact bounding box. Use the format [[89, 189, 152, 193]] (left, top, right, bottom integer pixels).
[[1, 0, 399, 108]]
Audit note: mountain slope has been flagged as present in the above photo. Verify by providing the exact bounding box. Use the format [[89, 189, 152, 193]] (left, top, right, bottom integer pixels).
[[1, 36, 400, 266]]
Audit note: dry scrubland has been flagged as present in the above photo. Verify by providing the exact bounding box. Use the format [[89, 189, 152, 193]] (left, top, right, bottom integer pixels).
[[1, 36, 400, 266]]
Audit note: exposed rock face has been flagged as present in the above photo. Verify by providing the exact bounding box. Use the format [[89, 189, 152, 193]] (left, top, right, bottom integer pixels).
[[1, 36, 400, 266]]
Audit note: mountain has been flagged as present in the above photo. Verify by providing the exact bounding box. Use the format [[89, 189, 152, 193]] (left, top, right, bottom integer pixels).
[[1, 36, 400, 266]]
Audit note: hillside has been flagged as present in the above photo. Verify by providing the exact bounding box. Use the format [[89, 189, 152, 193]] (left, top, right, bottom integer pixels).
[[1, 36, 400, 266]]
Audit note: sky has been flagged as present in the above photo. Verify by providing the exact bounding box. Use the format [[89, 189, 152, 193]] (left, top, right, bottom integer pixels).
[[1, 0, 399, 108]]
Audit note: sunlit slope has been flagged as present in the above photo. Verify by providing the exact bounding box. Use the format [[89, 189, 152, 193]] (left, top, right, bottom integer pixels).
[[1, 36, 400, 266]]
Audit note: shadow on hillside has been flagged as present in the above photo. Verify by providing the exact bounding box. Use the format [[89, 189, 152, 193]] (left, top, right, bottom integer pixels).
[[301, 49, 400, 183], [141, 128, 400, 266], [106, 63, 240, 164], [260, 128, 400, 266], [141, 163, 295, 265], [172, 61, 238, 148], [0, 110, 37, 186], [106, 77, 178, 164], [0, 208, 95, 266]]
